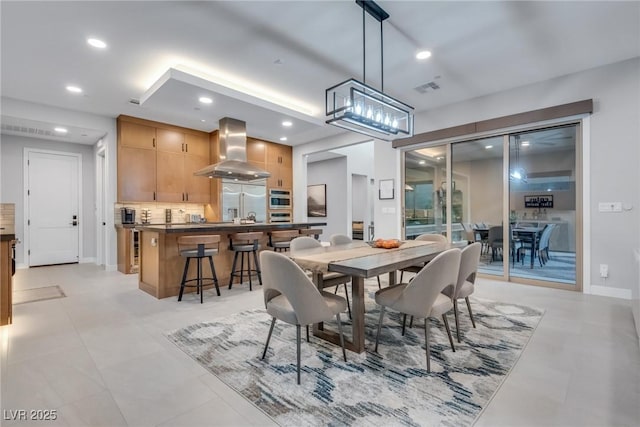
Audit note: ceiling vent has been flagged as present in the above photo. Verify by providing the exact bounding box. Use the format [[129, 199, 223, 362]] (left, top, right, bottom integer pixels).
[[128, 98, 140, 105], [414, 81, 441, 94], [1, 123, 56, 137]]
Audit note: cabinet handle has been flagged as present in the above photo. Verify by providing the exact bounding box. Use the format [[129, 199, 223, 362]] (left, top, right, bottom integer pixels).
[[182, 193, 184, 201], [182, 143, 184, 152], [186, 193, 189, 201], [153, 138, 156, 148], [153, 191, 156, 200], [185, 143, 188, 153]]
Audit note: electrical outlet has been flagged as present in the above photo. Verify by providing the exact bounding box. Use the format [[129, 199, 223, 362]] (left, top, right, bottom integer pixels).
[[599, 264, 609, 278]]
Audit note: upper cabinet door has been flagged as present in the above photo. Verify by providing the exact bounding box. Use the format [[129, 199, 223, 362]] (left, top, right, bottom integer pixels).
[[184, 133, 210, 159], [156, 128, 184, 153], [119, 121, 156, 149]]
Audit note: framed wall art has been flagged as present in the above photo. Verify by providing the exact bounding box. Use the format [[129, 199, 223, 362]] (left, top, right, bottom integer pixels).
[[307, 184, 327, 217]]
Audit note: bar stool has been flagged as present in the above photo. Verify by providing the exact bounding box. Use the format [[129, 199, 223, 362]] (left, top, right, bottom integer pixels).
[[299, 228, 322, 240], [177, 235, 221, 304], [268, 229, 300, 252], [228, 231, 263, 291]]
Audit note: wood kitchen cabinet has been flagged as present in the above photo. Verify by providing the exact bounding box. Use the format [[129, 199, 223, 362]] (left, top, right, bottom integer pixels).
[[1, 237, 14, 326], [247, 137, 267, 167], [119, 121, 156, 149], [117, 116, 210, 203], [266, 142, 292, 190]]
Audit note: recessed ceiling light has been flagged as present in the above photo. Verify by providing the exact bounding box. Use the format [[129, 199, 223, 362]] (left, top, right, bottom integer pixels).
[[416, 50, 432, 60], [282, 120, 292, 127], [279, 137, 287, 141], [87, 38, 107, 49], [485, 145, 493, 149], [418, 160, 426, 165], [200, 119, 206, 122], [436, 157, 444, 160], [521, 141, 530, 146], [66, 85, 82, 93], [54, 127, 68, 133], [199, 97, 213, 104]]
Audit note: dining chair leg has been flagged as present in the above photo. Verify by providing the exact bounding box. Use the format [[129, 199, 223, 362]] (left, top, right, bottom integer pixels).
[[296, 325, 301, 385], [377, 276, 381, 289], [453, 299, 461, 343], [400, 270, 404, 282], [306, 325, 310, 342], [401, 313, 407, 336], [261, 317, 276, 360], [424, 318, 431, 373], [465, 297, 476, 328], [336, 313, 347, 362], [374, 306, 386, 352], [343, 284, 352, 320], [409, 316, 414, 329], [442, 314, 455, 352]]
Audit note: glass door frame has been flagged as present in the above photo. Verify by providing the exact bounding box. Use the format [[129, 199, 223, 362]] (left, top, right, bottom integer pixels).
[[401, 118, 584, 291]]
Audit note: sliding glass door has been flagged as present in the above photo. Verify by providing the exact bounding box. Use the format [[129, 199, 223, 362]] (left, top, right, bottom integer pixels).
[[403, 123, 580, 289], [508, 126, 578, 285], [451, 136, 504, 278]]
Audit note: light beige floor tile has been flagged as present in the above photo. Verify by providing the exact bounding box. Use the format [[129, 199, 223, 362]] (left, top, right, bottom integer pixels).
[[156, 396, 253, 427], [58, 390, 127, 427]]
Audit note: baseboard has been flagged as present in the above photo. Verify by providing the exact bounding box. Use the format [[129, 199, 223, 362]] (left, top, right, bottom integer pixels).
[[16, 263, 27, 270], [589, 285, 632, 300], [80, 257, 96, 264]]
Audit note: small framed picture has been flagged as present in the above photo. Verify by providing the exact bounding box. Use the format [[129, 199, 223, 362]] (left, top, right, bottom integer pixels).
[[307, 184, 327, 217], [379, 179, 394, 200]]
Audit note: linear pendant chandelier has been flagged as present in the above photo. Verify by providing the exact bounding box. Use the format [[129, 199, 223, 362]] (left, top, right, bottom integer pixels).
[[325, 0, 414, 141]]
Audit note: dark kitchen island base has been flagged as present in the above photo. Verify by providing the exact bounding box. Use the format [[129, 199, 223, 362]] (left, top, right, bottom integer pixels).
[[137, 222, 326, 299]]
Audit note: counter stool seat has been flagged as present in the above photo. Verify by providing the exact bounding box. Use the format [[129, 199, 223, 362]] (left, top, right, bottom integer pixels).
[[228, 231, 263, 291], [177, 235, 221, 304], [268, 229, 300, 252]]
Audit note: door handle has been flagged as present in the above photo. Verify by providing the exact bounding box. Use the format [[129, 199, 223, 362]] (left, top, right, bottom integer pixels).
[[70, 220, 78, 226]]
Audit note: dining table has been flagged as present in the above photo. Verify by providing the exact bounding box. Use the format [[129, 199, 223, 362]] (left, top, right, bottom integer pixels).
[[289, 239, 462, 353], [513, 226, 545, 268]]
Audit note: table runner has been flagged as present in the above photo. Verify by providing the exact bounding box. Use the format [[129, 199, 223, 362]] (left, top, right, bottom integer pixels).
[[290, 239, 436, 273]]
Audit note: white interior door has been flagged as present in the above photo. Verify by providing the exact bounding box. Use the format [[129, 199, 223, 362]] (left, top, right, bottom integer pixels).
[[27, 150, 81, 266]]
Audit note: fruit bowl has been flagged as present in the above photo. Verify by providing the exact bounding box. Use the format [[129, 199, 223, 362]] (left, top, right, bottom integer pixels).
[[368, 239, 403, 249]]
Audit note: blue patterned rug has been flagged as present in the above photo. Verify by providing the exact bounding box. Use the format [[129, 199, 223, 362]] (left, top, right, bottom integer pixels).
[[167, 285, 543, 426]]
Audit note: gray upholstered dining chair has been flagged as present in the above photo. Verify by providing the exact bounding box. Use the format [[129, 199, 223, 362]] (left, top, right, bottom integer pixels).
[[260, 251, 348, 385], [329, 233, 382, 289], [537, 224, 556, 266], [374, 248, 461, 372], [442, 242, 482, 342], [399, 233, 447, 282], [290, 236, 352, 319]]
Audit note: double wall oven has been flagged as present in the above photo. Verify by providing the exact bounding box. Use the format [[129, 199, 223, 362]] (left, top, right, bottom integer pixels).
[[268, 189, 291, 223]]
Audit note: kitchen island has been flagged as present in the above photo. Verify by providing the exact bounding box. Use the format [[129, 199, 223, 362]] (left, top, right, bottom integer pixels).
[[137, 222, 326, 299]]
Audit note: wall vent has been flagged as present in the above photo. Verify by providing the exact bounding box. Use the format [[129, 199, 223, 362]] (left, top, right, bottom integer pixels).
[[414, 81, 441, 94], [129, 98, 140, 105]]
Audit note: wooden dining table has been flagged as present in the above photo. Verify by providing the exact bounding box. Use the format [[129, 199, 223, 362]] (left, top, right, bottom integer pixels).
[[289, 239, 460, 353]]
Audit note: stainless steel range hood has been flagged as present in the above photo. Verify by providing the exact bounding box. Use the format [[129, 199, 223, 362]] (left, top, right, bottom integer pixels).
[[194, 117, 271, 181]]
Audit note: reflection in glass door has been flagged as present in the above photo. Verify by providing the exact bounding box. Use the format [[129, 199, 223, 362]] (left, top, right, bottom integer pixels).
[[508, 125, 577, 285], [451, 136, 505, 277], [404, 146, 448, 239]]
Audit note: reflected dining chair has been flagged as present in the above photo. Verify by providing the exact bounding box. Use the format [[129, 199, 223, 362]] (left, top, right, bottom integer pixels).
[[399, 233, 447, 282], [330, 234, 382, 289], [374, 248, 461, 372], [260, 251, 348, 384], [442, 242, 481, 342], [290, 236, 352, 319], [537, 224, 556, 266]]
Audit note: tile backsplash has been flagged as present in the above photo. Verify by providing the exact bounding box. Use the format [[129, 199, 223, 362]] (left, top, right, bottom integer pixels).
[[114, 203, 206, 225]]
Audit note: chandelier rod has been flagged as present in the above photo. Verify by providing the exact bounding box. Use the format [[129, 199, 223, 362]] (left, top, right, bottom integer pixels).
[[362, 4, 366, 85]]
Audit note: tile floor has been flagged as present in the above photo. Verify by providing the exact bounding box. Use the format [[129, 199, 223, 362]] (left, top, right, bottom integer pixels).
[[1, 263, 638, 426]]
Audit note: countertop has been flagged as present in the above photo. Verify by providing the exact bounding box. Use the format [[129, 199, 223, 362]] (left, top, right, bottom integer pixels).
[[135, 222, 327, 233]]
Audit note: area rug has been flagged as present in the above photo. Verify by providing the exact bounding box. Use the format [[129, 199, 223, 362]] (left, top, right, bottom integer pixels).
[[13, 285, 66, 305], [167, 286, 543, 426]]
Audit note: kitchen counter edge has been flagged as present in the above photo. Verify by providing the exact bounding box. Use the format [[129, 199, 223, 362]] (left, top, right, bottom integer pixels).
[[135, 222, 327, 233]]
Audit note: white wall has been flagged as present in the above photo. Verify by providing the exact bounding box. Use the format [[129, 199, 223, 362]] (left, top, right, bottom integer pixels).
[[0, 135, 96, 266], [307, 157, 347, 240], [1, 97, 118, 269]]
